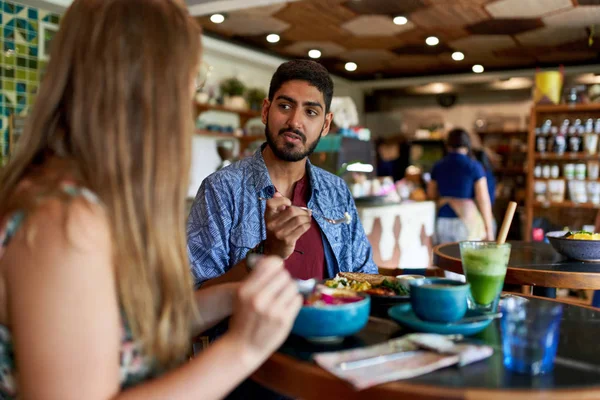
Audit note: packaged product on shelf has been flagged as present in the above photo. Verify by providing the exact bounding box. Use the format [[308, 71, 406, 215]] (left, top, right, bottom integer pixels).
[[588, 160, 600, 180], [564, 163, 575, 180], [548, 179, 566, 203], [588, 182, 600, 205], [584, 130, 598, 155], [575, 163, 587, 180], [534, 164, 542, 178], [534, 180, 548, 203], [542, 164, 551, 179], [568, 180, 587, 203], [550, 164, 560, 179]]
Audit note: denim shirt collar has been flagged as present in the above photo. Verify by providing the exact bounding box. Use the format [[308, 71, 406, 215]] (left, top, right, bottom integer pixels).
[[250, 143, 325, 203]]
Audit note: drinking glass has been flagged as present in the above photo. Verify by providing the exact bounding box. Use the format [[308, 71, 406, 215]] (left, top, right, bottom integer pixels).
[[459, 241, 511, 313], [500, 296, 563, 375]]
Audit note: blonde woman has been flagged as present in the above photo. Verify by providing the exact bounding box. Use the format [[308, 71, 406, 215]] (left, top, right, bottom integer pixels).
[[0, 0, 301, 399]]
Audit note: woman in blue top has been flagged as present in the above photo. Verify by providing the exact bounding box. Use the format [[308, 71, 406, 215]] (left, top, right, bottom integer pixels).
[[427, 128, 495, 243]]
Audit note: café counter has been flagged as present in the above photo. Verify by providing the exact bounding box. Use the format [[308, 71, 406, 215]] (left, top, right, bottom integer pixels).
[[356, 200, 435, 270]]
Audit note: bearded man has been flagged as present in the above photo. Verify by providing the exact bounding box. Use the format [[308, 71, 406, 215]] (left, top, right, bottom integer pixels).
[[187, 60, 376, 288]]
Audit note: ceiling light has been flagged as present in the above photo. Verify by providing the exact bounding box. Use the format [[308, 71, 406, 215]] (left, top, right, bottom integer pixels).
[[345, 62, 357, 72], [266, 34, 280, 43], [451, 51, 464, 61], [472, 64, 484, 73], [425, 36, 439, 46], [210, 14, 225, 24], [393, 16, 408, 25], [308, 49, 321, 59]]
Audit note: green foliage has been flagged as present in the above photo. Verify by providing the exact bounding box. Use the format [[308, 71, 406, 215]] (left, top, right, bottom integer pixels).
[[220, 77, 246, 96]]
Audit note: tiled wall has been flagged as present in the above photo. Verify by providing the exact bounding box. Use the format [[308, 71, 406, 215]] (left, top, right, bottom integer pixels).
[[0, 0, 60, 164]]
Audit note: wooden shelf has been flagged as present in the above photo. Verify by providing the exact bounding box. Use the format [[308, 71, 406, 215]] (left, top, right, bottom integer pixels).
[[534, 153, 600, 161], [534, 103, 600, 113], [533, 201, 600, 209], [196, 102, 260, 117], [495, 167, 526, 175], [195, 129, 237, 138], [478, 130, 528, 136], [196, 129, 263, 142]]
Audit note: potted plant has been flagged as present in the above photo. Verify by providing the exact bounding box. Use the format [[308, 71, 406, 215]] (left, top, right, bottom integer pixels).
[[220, 77, 247, 110], [246, 88, 267, 111]]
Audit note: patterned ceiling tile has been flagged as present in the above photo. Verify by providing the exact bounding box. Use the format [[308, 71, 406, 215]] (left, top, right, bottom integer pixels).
[[516, 26, 589, 47], [386, 55, 442, 70], [424, 0, 494, 5], [485, 0, 572, 18], [283, 41, 346, 57], [467, 18, 544, 35], [450, 34, 516, 54], [336, 34, 408, 50], [556, 38, 600, 52], [238, 3, 289, 17], [339, 49, 399, 64], [342, 15, 415, 37], [342, 0, 427, 16], [197, 0, 600, 80], [494, 46, 553, 58], [393, 42, 455, 56], [409, 4, 489, 29], [543, 6, 600, 27], [274, 0, 356, 41], [394, 27, 430, 45], [203, 14, 289, 36], [473, 56, 537, 69], [435, 27, 472, 42], [537, 51, 599, 63]]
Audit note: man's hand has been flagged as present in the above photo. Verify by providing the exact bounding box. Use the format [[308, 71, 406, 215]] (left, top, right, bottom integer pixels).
[[263, 192, 312, 260]]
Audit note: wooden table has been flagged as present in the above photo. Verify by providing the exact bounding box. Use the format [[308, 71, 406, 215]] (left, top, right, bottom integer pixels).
[[434, 241, 600, 292], [252, 295, 600, 400]]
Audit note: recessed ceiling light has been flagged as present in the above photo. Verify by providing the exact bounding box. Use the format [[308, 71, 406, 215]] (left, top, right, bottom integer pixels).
[[308, 49, 322, 59], [210, 14, 225, 24], [266, 34, 280, 43], [345, 62, 357, 72], [393, 16, 408, 25], [426, 36, 439, 46], [472, 64, 484, 73], [451, 51, 464, 61]]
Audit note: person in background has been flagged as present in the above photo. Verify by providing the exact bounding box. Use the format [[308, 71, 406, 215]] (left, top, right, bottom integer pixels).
[[0, 1, 301, 399], [473, 148, 497, 235], [427, 128, 495, 244]]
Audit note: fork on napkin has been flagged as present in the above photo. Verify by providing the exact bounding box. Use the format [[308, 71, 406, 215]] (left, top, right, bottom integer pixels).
[[313, 333, 493, 391]]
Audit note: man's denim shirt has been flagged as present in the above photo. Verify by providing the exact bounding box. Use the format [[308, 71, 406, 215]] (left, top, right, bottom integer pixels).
[[187, 144, 377, 286]]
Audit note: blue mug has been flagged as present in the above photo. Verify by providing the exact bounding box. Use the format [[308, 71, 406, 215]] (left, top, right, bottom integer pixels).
[[409, 278, 470, 323]]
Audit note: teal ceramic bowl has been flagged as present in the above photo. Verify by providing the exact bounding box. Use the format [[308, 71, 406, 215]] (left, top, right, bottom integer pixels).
[[409, 278, 470, 323], [291, 291, 370, 343]]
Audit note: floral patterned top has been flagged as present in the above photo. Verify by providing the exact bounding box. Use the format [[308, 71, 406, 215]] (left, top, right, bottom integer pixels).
[[0, 185, 157, 399]]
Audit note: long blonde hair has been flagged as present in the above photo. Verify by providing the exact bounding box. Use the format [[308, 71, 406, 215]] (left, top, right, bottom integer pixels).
[[0, 0, 201, 367]]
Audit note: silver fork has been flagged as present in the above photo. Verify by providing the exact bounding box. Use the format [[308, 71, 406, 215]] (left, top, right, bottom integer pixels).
[[258, 197, 352, 225]]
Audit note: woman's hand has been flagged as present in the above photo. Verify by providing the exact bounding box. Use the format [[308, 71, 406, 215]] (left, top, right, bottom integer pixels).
[[226, 255, 302, 366]]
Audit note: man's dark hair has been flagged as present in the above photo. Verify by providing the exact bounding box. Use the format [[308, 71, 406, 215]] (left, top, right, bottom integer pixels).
[[268, 60, 334, 112]]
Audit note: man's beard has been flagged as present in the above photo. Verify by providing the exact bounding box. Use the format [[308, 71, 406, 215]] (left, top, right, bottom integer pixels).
[[265, 121, 323, 162]]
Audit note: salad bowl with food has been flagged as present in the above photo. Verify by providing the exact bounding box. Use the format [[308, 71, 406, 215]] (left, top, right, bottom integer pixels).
[[547, 230, 600, 262], [291, 286, 370, 343]]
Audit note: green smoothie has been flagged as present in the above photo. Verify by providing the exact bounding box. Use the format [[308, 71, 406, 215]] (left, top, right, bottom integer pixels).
[[460, 245, 510, 306]]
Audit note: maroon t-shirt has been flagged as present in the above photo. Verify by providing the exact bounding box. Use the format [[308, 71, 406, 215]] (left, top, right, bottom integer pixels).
[[283, 174, 325, 280]]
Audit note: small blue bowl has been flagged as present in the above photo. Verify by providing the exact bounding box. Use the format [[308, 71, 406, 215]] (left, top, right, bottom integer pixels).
[[409, 278, 470, 323], [291, 291, 370, 343]]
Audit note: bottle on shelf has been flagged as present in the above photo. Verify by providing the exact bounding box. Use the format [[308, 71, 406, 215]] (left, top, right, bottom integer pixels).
[[535, 127, 546, 153]]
